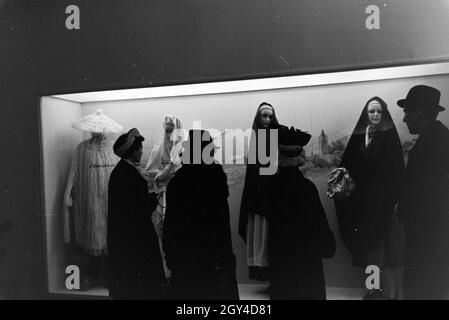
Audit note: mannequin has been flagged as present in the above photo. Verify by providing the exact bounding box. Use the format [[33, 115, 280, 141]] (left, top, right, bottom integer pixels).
[[239, 102, 280, 281], [63, 110, 122, 288], [143, 115, 183, 280], [144, 115, 183, 238]]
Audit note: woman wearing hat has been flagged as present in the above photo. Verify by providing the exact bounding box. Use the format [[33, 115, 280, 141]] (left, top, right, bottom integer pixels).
[[162, 130, 239, 300], [268, 125, 336, 299], [335, 97, 404, 300], [107, 128, 165, 299]]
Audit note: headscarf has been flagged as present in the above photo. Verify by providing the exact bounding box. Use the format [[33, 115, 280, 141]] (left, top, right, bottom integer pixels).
[[145, 115, 183, 187], [350, 97, 394, 135], [247, 102, 280, 166], [340, 97, 399, 174]]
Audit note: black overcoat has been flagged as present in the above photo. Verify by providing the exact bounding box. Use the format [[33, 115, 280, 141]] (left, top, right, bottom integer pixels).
[[398, 120, 449, 269], [163, 163, 239, 300], [107, 159, 165, 299], [268, 168, 336, 300]]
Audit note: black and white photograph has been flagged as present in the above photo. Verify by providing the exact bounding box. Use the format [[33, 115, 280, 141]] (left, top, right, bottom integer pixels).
[[2, 0, 449, 307]]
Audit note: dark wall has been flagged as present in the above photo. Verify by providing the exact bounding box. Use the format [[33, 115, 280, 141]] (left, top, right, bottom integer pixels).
[[1, 0, 449, 298]]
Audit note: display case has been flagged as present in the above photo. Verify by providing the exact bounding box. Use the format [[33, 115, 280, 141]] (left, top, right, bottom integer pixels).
[[40, 62, 449, 297]]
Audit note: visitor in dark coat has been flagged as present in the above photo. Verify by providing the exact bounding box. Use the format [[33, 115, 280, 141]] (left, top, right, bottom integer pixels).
[[268, 125, 336, 300], [107, 128, 165, 299], [397, 85, 449, 299], [163, 129, 239, 300]]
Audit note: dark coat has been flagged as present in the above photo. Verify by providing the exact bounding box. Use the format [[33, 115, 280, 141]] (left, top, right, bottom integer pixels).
[[268, 168, 336, 300], [335, 127, 404, 267], [107, 159, 165, 299], [398, 120, 449, 269], [163, 163, 239, 300]]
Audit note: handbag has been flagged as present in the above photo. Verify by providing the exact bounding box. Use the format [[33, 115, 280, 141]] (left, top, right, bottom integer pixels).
[[326, 167, 355, 200]]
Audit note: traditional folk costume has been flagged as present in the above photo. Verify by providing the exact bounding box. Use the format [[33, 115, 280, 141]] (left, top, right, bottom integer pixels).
[[335, 98, 404, 270], [144, 115, 183, 238], [143, 115, 183, 279], [63, 110, 122, 256], [239, 104, 279, 280]]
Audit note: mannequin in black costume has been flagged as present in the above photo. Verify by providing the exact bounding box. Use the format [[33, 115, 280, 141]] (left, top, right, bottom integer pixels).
[[239, 102, 280, 281], [335, 97, 404, 299]]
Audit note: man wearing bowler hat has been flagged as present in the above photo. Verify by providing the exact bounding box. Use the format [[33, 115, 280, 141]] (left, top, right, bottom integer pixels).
[[397, 85, 449, 299]]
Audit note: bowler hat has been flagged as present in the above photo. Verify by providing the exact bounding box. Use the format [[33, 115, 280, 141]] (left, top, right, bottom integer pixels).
[[397, 85, 445, 112]]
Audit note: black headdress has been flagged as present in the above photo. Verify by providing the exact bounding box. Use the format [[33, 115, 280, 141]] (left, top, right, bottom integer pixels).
[[278, 125, 311, 157]]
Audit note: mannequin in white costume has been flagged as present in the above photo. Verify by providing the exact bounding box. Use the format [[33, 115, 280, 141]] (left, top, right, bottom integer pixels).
[[63, 132, 118, 255], [63, 110, 122, 287], [143, 115, 183, 279]]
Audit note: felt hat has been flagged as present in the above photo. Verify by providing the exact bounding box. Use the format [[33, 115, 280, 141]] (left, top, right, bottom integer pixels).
[[397, 85, 445, 112], [113, 128, 144, 158], [278, 125, 312, 156]]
